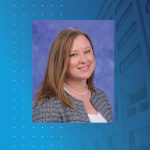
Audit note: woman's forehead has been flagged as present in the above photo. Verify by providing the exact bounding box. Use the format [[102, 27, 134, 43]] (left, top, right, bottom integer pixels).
[[71, 35, 92, 51]]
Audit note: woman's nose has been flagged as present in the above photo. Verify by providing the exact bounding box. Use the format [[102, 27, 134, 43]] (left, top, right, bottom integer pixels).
[[79, 54, 87, 63]]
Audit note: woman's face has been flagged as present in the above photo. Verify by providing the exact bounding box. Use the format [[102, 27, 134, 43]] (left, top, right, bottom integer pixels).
[[66, 35, 95, 82]]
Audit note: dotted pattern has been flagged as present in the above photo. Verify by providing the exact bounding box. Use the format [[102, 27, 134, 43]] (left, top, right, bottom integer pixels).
[[10, 1, 116, 149], [11, 0, 64, 149], [12, 1, 64, 18]]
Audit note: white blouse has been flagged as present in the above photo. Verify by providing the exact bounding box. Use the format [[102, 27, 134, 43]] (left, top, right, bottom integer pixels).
[[88, 112, 107, 123]]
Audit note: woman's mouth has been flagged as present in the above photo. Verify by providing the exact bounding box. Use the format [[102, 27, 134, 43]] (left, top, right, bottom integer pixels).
[[78, 65, 90, 71]]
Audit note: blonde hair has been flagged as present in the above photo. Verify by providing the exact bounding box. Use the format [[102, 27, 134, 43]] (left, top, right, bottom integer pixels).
[[35, 28, 95, 108]]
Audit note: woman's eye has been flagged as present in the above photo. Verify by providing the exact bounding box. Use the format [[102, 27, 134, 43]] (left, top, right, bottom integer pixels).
[[85, 50, 91, 54], [70, 53, 78, 57]]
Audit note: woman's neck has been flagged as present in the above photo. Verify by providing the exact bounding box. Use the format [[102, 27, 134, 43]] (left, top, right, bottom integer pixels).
[[64, 79, 87, 93]]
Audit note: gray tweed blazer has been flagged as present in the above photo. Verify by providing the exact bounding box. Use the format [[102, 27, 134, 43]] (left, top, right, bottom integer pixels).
[[32, 87, 113, 123]]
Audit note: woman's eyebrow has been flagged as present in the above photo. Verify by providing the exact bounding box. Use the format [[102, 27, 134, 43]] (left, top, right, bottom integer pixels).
[[84, 46, 91, 50], [70, 50, 78, 53], [71, 46, 92, 53]]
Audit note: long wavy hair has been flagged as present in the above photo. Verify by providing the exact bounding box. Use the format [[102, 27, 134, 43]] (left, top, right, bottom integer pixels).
[[35, 28, 95, 108]]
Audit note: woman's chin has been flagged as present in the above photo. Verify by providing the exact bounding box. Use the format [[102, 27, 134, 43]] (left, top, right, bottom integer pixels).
[[76, 75, 91, 80]]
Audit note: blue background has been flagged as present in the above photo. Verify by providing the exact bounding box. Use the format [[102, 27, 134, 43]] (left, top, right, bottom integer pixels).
[[1, 0, 150, 150]]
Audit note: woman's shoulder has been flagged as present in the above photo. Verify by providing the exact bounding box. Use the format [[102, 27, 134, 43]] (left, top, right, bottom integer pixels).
[[93, 87, 109, 97], [92, 86, 113, 122], [32, 97, 63, 110], [32, 97, 64, 122], [92, 87, 110, 104]]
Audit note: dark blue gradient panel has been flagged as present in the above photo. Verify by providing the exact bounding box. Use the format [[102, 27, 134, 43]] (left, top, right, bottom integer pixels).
[[1, 0, 150, 150]]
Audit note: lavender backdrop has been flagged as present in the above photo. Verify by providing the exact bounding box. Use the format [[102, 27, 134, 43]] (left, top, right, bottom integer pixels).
[[32, 20, 114, 108]]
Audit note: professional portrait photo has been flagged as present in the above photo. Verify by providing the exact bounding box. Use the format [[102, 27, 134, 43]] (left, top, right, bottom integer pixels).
[[32, 20, 114, 123]]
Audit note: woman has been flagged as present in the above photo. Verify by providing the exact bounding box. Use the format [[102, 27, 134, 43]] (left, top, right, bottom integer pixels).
[[32, 28, 112, 123]]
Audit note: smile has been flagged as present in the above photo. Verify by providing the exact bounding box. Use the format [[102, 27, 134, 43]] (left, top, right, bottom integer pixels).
[[78, 65, 90, 70]]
